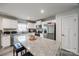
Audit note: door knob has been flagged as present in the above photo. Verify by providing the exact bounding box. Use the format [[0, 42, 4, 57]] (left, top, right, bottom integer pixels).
[[74, 48, 76, 49], [62, 34, 64, 36]]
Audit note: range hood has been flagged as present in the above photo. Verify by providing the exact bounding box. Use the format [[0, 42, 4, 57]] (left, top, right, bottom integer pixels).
[[3, 28, 17, 30], [2, 28, 17, 33]]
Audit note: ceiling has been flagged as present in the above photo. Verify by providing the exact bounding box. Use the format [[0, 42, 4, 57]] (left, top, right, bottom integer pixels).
[[0, 3, 78, 21]]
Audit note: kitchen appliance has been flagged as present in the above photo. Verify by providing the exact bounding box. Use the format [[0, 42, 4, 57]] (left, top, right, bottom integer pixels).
[[43, 23, 56, 40]]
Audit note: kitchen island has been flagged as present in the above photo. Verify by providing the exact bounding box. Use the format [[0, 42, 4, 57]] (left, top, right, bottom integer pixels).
[[14, 33, 60, 56]]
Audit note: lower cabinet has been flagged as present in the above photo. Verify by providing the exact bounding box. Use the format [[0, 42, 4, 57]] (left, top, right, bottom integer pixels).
[[1, 34, 11, 48]]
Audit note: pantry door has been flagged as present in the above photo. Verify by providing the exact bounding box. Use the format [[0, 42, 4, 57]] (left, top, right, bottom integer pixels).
[[61, 15, 77, 53]]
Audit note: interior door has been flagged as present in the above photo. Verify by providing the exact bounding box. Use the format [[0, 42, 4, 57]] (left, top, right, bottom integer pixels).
[[61, 15, 77, 53]]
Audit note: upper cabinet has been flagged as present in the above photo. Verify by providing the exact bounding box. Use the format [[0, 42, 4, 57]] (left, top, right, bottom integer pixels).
[[1, 18, 18, 30]]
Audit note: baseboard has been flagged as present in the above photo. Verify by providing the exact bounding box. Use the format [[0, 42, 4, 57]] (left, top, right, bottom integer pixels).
[[61, 49, 79, 56], [1, 45, 12, 49]]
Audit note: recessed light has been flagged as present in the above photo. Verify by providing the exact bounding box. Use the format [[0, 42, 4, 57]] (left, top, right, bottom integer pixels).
[[27, 16, 36, 20], [41, 9, 44, 14]]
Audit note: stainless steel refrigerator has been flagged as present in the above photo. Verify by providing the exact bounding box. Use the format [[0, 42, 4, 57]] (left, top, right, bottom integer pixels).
[[43, 23, 56, 40]]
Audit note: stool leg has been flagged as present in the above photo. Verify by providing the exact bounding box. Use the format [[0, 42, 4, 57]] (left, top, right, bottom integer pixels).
[[25, 49, 27, 53], [13, 48, 15, 56], [16, 52, 18, 56], [21, 51, 23, 56]]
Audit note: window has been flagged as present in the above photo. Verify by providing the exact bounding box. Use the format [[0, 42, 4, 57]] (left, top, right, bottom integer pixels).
[[18, 23, 27, 32]]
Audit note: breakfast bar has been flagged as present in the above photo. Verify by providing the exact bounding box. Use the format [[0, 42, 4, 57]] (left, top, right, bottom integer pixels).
[[14, 34, 60, 56]]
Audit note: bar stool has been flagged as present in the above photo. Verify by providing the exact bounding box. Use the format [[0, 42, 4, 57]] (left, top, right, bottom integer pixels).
[[13, 43, 27, 56]]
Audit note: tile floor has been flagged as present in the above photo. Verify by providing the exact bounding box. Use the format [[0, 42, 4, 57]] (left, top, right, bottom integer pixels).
[[0, 46, 13, 56]]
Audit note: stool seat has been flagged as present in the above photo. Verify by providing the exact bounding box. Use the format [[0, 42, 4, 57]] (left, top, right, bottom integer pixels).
[[15, 46, 26, 53], [13, 43, 27, 56]]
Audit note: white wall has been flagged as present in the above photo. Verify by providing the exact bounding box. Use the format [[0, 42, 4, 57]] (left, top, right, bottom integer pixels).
[[42, 20, 56, 24], [56, 8, 79, 43], [0, 17, 2, 30], [56, 16, 62, 43]]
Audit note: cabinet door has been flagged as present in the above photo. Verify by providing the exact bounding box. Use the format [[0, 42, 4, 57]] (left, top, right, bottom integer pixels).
[[61, 15, 78, 53], [1, 35, 10, 48], [2, 18, 17, 29]]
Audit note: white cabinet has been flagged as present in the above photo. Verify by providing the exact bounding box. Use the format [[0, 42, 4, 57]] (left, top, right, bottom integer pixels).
[[1, 35, 11, 48], [2, 18, 18, 29], [0, 17, 18, 48]]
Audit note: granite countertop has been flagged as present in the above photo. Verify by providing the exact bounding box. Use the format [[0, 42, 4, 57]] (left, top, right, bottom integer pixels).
[[16, 33, 60, 56]]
